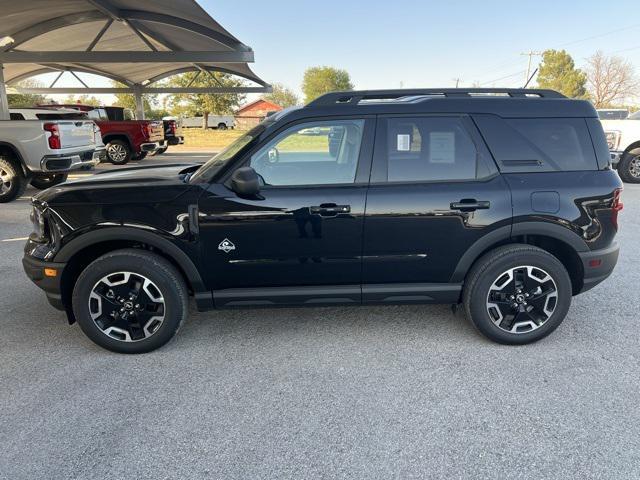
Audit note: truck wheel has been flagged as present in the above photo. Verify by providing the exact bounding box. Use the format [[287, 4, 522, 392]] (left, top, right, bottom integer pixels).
[[72, 249, 188, 354], [106, 139, 131, 165], [617, 148, 640, 184], [463, 244, 572, 345], [217, 123, 228, 130], [131, 151, 148, 161], [0, 157, 28, 203], [31, 174, 68, 190]]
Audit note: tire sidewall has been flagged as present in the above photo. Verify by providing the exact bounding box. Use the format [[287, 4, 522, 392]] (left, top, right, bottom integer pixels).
[[466, 250, 572, 345], [72, 252, 187, 353], [30, 173, 68, 190], [618, 149, 640, 184], [0, 158, 27, 203]]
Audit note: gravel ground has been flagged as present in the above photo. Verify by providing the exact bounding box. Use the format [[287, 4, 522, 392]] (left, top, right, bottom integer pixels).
[[1, 158, 639, 479]]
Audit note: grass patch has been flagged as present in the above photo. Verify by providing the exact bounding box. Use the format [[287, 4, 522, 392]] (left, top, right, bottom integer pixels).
[[181, 128, 245, 149]]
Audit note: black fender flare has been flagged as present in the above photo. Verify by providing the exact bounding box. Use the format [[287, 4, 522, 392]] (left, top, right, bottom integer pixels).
[[55, 227, 208, 297], [0, 141, 30, 177], [450, 222, 589, 283]]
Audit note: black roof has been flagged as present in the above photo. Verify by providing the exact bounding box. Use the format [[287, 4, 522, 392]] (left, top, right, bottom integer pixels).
[[277, 89, 597, 120]]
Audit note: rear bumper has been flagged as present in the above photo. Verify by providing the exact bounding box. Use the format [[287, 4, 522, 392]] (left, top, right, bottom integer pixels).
[[140, 142, 160, 152], [39, 149, 103, 173], [22, 254, 66, 311], [578, 242, 619, 293]]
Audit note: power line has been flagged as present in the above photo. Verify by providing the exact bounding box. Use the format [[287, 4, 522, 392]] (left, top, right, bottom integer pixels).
[[521, 50, 542, 85], [480, 70, 526, 87]]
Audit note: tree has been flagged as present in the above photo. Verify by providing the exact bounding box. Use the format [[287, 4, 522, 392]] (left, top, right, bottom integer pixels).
[[165, 72, 246, 128], [7, 79, 47, 107], [109, 81, 161, 119], [263, 83, 300, 108], [586, 51, 639, 108], [61, 94, 101, 106], [536, 49, 588, 98], [302, 66, 354, 103]]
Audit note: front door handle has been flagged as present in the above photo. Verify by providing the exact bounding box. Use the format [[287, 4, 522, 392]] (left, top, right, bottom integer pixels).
[[450, 199, 491, 211], [310, 203, 351, 216]]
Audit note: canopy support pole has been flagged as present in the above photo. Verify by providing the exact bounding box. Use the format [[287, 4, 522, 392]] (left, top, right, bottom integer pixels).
[[0, 64, 9, 120], [133, 84, 144, 120]]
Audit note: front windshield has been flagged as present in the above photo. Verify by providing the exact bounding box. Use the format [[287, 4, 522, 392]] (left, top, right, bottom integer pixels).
[[189, 125, 266, 183]]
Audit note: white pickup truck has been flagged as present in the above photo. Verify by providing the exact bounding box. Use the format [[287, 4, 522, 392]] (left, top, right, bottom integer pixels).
[[601, 111, 640, 183], [0, 108, 105, 202], [180, 114, 235, 130]]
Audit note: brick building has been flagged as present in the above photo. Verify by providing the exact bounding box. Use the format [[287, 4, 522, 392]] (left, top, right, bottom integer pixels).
[[234, 99, 283, 130]]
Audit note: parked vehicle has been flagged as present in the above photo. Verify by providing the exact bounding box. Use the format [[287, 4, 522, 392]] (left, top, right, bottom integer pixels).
[[181, 114, 235, 130], [601, 112, 640, 183], [151, 117, 184, 156], [38, 104, 164, 165], [597, 109, 629, 120], [0, 108, 104, 202], [23, 88, 622, 353]]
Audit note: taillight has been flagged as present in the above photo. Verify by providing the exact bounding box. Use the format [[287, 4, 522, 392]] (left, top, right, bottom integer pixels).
[[43, 123, 61, 149], [612, 188, 623, 229]]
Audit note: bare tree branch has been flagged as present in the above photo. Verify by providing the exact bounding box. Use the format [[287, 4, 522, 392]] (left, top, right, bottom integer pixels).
[[586, 51, 639, 107]]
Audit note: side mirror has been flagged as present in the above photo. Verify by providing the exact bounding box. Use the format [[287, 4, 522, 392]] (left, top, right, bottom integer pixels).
[[230, 167, 261, 197]]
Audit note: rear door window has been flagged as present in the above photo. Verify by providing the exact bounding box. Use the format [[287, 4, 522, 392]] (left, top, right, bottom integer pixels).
[[474, 115, 598, 172]]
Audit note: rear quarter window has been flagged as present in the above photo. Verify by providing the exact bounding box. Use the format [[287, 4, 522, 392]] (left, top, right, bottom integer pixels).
[[473, 115, 598, 172]]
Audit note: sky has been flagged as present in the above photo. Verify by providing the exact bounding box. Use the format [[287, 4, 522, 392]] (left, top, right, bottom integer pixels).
[[30, 0, 640, 103], [202, 0, 640, 97]]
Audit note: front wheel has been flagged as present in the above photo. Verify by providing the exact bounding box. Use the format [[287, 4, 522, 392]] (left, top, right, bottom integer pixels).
[[72, 249, 188, 354], [463, 245, 572, 345], [31, 174, 68, 190], [617, 148, 640, 183]]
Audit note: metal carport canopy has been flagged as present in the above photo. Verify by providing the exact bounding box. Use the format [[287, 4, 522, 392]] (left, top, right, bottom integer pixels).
[[0, 0, 271, 119]]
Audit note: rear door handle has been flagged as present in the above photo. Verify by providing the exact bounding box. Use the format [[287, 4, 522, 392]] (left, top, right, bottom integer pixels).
[[310, 203, 351, 216], [450, 200, 490, 211]]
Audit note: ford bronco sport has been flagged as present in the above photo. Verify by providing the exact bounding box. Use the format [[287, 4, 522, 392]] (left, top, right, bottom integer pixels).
[[23, 89, 623, 353]]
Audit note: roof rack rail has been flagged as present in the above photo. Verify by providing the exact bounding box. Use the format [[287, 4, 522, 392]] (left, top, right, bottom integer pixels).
[[307, 88, 566, 107]]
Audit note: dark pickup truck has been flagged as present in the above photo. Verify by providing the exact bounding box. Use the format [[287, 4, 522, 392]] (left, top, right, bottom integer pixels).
[[39, 104, 164, 165]]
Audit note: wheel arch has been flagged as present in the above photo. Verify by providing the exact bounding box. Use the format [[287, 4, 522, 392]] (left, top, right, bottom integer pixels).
[[452, 222, 588, 295], [56, 228, 211, 323], [622, 141, 640, 156], [0, 141, 29, 176], [102, 133, 133, 149]]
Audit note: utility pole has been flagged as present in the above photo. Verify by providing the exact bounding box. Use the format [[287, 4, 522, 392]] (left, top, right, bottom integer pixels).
[[520, 50, 542, 87], [453, 78, 460, 88]]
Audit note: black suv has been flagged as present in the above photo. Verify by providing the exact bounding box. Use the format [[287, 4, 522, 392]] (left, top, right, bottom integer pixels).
[[23, 89, 623, 353]]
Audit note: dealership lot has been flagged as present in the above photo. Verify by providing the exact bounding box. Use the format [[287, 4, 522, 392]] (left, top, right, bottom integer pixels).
[[1, 156, 639, 479]]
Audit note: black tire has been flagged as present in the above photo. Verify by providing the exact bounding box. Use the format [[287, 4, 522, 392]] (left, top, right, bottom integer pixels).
[[617, 148, 640, 184], [72, 249, 188, 354], [131, 151, 148, 161], [30, 173, 68, 190], [0, 157, 28, 203], [106, 139, 132, 165], [463, 244, 572, 345], [217, 123, 228, 130]]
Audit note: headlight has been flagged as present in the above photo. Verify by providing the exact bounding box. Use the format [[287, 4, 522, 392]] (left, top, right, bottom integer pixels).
[[29, 204, 48, 242], [605, 131, 621, 151]]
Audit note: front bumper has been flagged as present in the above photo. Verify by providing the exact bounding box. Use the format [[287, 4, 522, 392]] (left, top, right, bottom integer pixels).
[[40, 148, 103, 173], [22, 254, 66, 311], [578, 242, 619, 293]]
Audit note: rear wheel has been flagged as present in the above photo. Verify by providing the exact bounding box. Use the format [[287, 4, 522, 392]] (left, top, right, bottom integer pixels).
[[31, 173, 68, 190], [72, 249, 188, 354], [463, 244, 572, 345], [617, 148, 640, 183], [0, 157, 28, 203], [106, 139, 131, 165], [217, 123, 228, 130]]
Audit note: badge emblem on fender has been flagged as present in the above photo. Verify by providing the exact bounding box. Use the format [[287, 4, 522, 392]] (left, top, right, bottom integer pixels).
[[218, 238, 236, 253]]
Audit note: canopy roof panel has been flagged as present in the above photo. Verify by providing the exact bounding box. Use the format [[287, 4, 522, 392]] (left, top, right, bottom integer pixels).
[[0, 0, 269, 88]]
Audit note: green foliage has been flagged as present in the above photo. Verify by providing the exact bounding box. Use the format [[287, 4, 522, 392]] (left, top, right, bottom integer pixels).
[[302, 66, 354, 104], [61, 94, 102, 106], [165, 72, 246, 127], [263, 83, 300, 108], [7, 79, 47, 107], [536, 49, 588, 98]]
